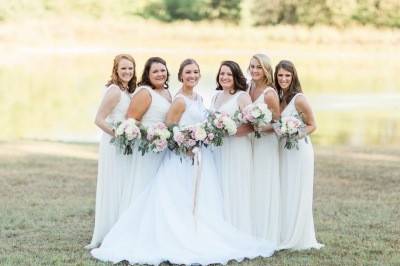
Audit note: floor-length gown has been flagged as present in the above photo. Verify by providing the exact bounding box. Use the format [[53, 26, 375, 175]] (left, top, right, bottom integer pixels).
[[279, 93, 323, 250], [251, 87, 280, 245], [119, 85, 171, 213], [86, 85, 132, 249], [91, 93, 276, 265], [211, 91, 253, 234]]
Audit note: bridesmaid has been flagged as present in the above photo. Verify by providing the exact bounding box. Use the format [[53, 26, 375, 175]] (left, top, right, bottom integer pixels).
[[275, 60, 323, 250], [211, 60, 254, 234], [119, 57, 172, 213], [87, 54, 137, 249], [247, 54, 280, 244]]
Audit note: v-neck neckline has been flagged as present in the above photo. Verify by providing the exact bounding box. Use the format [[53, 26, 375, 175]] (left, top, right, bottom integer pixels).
[[281, 93, 301, 114], [250, 86, 267, 103]]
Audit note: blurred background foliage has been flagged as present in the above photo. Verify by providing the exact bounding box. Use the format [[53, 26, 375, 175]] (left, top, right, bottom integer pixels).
[[0, 0, 399, 145], [1, 0, 399, 27]]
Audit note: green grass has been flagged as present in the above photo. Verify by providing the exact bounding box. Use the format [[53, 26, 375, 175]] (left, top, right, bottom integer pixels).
[[0, 141, 399, 265]]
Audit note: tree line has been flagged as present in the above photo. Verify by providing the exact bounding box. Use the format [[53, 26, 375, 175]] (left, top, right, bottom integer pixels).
[[1, 0, 399, 28]]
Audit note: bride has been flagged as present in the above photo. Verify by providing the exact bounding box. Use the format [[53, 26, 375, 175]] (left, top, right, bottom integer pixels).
[[91, 59, 276, 265]]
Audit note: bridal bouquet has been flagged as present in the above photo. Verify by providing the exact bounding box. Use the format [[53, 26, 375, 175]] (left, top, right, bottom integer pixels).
[[234, 103, 273, 138], [203, 112, 237, 147], [278, 115, 308, 150], [110, 118, 141, 155], [169, 123, 207, 156], [139, 122, 171, 155]]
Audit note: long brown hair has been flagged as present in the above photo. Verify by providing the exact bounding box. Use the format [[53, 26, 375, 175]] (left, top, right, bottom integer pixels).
[[274, 60, 302, 104], [216, 60, 247, 94], [178, 58, 200, 82], [106, 54, 137, 93], [138, 57, 170, 90]]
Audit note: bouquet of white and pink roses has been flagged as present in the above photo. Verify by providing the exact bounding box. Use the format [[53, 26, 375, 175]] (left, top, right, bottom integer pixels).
[[169, 123, 208, 157], [203, 112, 237, 147], [277, 115, 308, 150], [139, 122, 171, 155], [234, 103, 273, 138], [110, 118, 141, 155]]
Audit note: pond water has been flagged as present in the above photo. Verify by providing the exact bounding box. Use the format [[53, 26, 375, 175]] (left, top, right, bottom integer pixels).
[[1, 52, 399, 146]]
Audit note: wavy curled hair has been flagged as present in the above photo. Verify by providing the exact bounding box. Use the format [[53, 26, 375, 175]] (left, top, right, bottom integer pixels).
[[138, 57, 170, 90], [274, 60, 303, 104], [106, 54, 137, 93], [248, 53, 274, 88], [216, 60, 247, 94]]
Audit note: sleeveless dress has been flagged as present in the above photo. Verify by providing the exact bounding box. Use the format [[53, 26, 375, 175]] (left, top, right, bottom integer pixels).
[[119, 86, 171, 213], [211, 91, 253, 234], [278, 93, 323, 250], [91, 93, 276, 265], [86, 85, 132, 249], [250, 87, 280, 245]]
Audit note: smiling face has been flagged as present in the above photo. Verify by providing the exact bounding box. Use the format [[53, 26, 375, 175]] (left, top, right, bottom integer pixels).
[[276, 68, 293, 92], [149, 62, 168, 89], [117, 58, 134, 85], [180, 63, 200, 89], [218, 65, 234, 91], [249, 58, 265, 82]]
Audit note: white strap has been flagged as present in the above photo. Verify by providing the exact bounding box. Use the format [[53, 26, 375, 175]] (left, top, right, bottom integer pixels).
[[192, 147, 203, 224]]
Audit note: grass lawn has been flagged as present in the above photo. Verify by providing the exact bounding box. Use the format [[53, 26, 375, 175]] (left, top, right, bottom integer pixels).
[[0, 141, 399, 265]]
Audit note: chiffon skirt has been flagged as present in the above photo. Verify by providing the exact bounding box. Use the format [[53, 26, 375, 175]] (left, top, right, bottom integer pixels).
[[91, 149, 276, 265]]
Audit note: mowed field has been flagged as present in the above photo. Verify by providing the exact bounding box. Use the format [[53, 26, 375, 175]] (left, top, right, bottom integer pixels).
[[0, 140, 399, 265]]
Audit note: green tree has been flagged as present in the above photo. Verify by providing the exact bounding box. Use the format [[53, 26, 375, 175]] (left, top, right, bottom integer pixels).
[[251, 0, 400, 28], [138, 0, 241, 23]]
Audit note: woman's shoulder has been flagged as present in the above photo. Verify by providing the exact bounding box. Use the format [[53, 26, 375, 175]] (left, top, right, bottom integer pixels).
[[105, 83, 121, 92], [237, 90, 251, 100], [264, 86, 279, 100], [133, 85, 153, 98], [104, 84, 122, 99], [135, 85, 152, 93], [293, 93, 309, 109]]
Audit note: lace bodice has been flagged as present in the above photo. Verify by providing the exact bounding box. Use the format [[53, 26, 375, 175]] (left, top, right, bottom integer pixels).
[[135, 86, 171, 127], [211, 91, 246, 116], [104, 85, 132, 124], [175, 94, 207, 127]]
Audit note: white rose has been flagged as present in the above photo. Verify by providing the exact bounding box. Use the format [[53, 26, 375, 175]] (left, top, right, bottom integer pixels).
[[194, 127, 207, 141], [250, 108, 261, 118], [115, 124, 125, 136], [257, 103, 269, 113], [223, 119, 237, 135], [126, 118, 137, 127], [159, 129, 171, 140], [226, 123, 237, 135]]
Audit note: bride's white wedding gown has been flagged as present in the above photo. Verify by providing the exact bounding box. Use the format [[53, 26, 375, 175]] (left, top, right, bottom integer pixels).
[[91, 93, 276, 265]]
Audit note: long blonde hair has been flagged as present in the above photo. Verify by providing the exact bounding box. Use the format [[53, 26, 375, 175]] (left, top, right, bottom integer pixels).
[[248, 53, 274, 87]]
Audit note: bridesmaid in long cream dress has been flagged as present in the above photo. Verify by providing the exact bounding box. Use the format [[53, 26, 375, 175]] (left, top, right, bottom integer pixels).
[[247, 54, 281, 245], [211, 60, 254, 234], [275, 60, 323, 250], [86, 54, 136, 249], [118, 57, 172, 214]]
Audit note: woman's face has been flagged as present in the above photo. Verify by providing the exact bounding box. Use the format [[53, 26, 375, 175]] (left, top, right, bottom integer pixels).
[[218, 65, 234, 91], [249, 58, 265, 82], [181, 63, 200, 89], [277, 68, 292, 91], [149, 62, 168, 89], [117, 59, 134, 85]]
